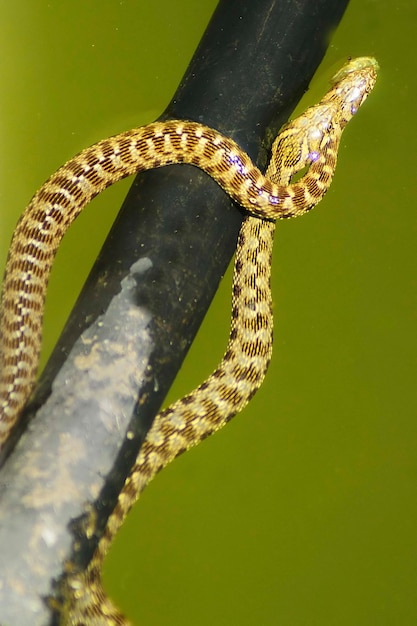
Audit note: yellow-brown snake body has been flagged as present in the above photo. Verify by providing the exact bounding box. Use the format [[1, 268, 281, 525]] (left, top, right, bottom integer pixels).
[[0, 118, 333, 446], [0, 58, 378, 623]]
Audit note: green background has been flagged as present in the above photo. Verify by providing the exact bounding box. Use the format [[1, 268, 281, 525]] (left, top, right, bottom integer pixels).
[[1, 1, 416, 624]]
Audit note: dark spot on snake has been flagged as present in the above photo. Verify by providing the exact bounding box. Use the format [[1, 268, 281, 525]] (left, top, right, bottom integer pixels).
[[233, 284, 242, 297], [161, 407, 174, 417], [306, 177, 321, 197], [180, 395, 193, 406], [230, 328, 238, 341], [256, 312, 265, 329]]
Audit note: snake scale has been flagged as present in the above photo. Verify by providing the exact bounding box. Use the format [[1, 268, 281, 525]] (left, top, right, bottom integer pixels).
[[0, 57, 377, 623]]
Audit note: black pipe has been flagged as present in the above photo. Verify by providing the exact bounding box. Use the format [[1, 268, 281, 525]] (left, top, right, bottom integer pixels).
[[0, 0, 349, 623]]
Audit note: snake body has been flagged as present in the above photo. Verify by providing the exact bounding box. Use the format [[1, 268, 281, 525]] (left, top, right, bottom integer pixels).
[[0, 58, 377, 623]]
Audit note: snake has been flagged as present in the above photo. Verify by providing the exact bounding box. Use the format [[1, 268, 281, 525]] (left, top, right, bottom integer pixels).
[[0, 57, 377, 623]]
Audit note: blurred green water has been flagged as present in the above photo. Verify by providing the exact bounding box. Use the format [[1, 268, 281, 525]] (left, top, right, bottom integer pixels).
[[1, 1, 416, 624]]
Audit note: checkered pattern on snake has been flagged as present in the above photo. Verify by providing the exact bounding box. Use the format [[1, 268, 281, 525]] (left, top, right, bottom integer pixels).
[[0, 58, 378, 623]]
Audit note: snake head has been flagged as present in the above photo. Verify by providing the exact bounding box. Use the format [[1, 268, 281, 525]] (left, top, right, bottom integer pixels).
[[326, 56, 379, 126]]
